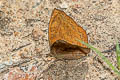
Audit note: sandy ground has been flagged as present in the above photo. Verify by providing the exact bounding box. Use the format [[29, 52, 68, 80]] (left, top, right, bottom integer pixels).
[[0, 0, 120, 80]]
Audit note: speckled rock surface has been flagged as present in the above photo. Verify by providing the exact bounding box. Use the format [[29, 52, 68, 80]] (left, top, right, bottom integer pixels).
[[43, 58, 88, 80], [0, 0, 120, 80]]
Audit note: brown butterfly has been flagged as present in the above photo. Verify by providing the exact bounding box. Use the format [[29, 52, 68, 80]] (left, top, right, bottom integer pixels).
[[48, 8, 90, 59]]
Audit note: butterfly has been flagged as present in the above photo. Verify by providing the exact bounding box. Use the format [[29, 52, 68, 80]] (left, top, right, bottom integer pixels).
[[48, 8, 90, 59]]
